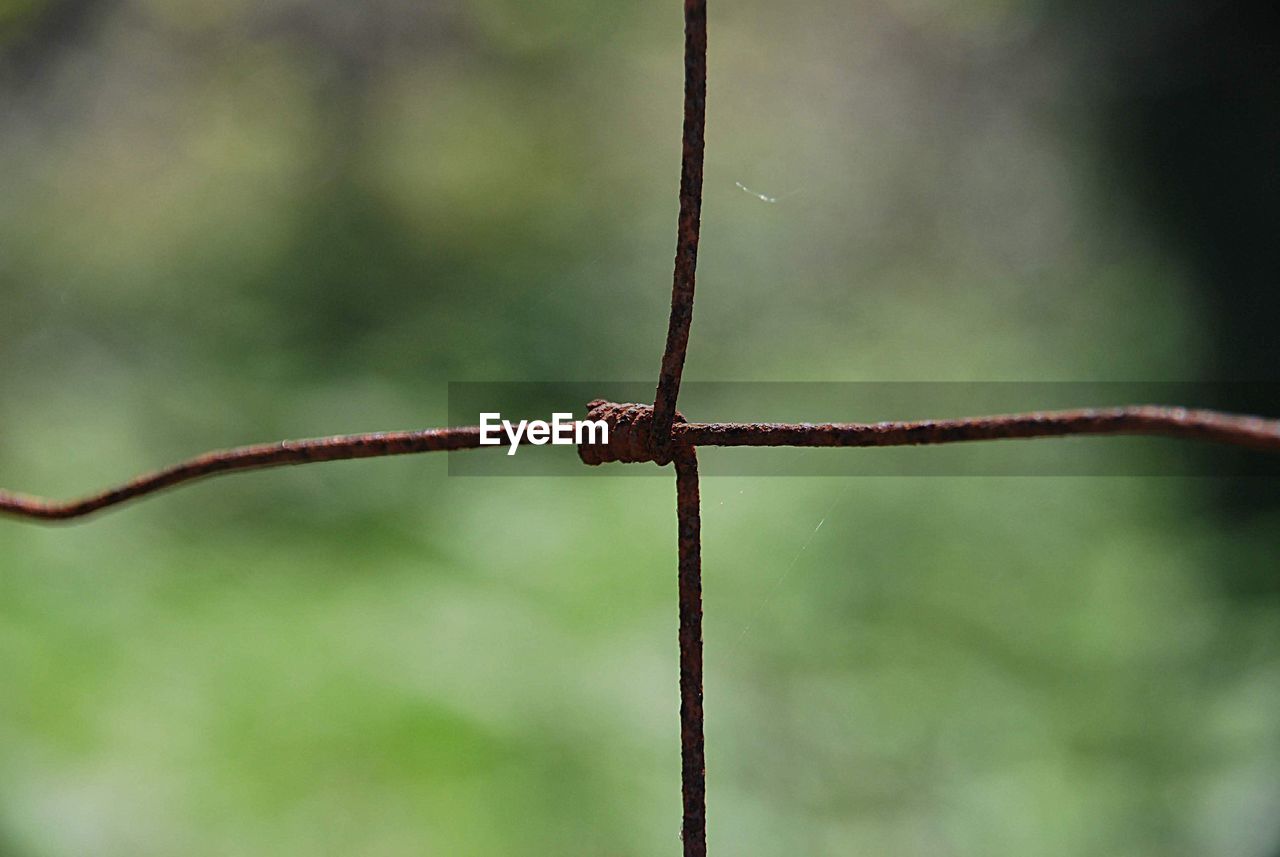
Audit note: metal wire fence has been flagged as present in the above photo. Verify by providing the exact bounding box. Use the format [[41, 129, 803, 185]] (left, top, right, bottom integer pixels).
[[3, 2, 1280, 854]]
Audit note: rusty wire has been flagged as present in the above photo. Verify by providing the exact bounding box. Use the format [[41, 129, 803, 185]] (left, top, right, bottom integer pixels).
[[0, 428, 484, 522], [6, 406, 1279, 524], [2, 0, 1280, 854], [676, 405, 1280, 451], [674, 448, 706, 857], [651, 0, 709, 464]]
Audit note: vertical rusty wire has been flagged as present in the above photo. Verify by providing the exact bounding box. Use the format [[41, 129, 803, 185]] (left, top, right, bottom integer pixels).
[[652, 0, 708, 460], [647, 0, 710, 842], [674, 448, 706, 856]]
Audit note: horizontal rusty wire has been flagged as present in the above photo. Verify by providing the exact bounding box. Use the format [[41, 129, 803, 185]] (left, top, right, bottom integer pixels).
[[4, 403, 1280, 523], [0, 427, 483, 521], [674, 405, 1280, 452]]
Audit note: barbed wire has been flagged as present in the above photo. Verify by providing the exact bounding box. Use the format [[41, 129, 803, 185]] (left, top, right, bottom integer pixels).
[[2, 0, 1278, 854]]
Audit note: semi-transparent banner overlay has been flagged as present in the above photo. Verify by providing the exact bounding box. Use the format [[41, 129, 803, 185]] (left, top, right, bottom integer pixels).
[[446, 383, 1280, 477]]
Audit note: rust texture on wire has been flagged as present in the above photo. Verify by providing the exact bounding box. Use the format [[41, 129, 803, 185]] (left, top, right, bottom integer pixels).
[[0, 427, 484, 522], [578, 399, 687, 465], [651, 0, 709, 462], [674, 448, 706, 857], [5, 405, 1280, 523], [675, 405, 1280, 451], [649, 2, 709, 844]]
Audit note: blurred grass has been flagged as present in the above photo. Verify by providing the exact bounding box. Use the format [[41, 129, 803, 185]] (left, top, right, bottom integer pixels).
[[1, 0, 1279, 855]]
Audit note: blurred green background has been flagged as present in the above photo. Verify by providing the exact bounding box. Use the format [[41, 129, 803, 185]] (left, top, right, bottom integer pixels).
[[2, 0, 1279, 854]]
